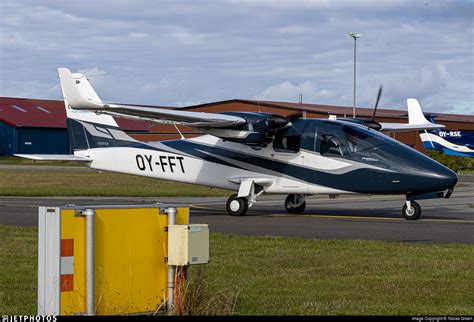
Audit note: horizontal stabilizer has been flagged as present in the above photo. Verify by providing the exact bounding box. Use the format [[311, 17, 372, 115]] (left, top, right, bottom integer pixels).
[[14, 154, 92, 162]]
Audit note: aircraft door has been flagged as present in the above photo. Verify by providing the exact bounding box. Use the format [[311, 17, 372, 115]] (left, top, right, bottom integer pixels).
[[271, 123, 308, 193], [311, 121, 348, 191]]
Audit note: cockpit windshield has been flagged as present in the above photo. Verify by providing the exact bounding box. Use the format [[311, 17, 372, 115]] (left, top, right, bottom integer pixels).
[[317, 121, 403, 167], [313, 120, 435, 172], [343, 126, 388, 155]]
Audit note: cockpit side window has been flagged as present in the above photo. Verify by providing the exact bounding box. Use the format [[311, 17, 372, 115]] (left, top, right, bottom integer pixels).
[[273, 129, 301, 153], [318, 122, 348, 157], [320, 134, 344, 156]]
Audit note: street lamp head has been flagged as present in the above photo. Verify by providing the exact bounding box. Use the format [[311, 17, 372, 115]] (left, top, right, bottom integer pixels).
[[348, 32, 362, 39]]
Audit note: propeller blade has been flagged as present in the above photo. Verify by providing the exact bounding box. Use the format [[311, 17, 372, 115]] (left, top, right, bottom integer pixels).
[[372, 85, 383, 121]]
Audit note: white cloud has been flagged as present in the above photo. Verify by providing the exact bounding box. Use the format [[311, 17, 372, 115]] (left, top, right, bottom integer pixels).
[[0, 0, 472, 114], [256, 80, 337, 104]]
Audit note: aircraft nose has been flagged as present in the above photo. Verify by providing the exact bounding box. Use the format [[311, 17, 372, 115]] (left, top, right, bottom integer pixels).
[[436, 168, 458, 190], [432, 165, 458, 191]]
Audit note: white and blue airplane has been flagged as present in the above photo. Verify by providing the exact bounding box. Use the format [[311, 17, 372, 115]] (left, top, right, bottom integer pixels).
[[16, 68, 457, 220], [407, 100, 474, 158]]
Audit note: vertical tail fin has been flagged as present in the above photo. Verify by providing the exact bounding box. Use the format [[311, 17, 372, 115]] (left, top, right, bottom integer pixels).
[[58, 68, 137, 151], [407, 98, 441, 135], [407, 99, 433, 126]]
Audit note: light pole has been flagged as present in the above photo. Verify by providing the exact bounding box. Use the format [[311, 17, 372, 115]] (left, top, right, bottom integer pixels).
[[348, 32, 362, 117]]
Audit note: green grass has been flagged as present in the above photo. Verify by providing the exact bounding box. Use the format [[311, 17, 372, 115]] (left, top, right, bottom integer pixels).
[[206, 235, 474, 315], [0, 225, 38, 314], [0, 165, 469, 197], [0, 169, 230, 197], [1, 225, 473, 315]]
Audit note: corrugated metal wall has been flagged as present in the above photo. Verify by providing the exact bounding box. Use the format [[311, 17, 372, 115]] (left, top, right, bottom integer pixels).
[[0, 122, 16, 155], [16, 127, 69, 155], [0, 123, 70, 156]]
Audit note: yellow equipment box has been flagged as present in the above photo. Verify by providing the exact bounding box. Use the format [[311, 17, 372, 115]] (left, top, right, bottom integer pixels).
[[38, 204, 189, 315]]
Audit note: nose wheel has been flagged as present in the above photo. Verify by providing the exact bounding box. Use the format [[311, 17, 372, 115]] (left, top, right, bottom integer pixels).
[[402, 201, 421, 220], [226, 194, 248, 216], [285, 194, 306, 214]]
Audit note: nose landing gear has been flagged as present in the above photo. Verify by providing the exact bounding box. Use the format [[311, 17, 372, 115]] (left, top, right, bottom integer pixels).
[[226, 194, 249, 216], [402, 200, 421, 220]]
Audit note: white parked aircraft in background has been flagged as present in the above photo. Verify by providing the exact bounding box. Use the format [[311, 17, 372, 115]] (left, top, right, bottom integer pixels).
[[406, 100, 474, 158], [16, 68, 457, 220]]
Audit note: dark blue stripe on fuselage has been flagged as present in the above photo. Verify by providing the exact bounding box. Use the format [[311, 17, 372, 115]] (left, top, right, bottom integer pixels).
[[160, 140, 433, 194]]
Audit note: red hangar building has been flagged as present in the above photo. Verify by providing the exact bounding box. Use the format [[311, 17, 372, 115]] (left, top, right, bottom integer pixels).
[[1, 96, 472, 156]]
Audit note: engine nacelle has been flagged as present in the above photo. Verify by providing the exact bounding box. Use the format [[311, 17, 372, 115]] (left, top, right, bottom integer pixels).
[[204, 112, 290, 146]]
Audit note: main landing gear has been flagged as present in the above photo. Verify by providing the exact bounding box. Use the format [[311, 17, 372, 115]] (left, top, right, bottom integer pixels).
[[402, 200, 421, 220], [285, 194, 306, 214]]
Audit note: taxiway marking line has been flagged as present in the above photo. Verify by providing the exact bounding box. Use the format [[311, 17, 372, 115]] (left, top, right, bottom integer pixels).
[[187, 192, 474, 207], [269, 213, 474, 223], [190, 206, 474, 223]]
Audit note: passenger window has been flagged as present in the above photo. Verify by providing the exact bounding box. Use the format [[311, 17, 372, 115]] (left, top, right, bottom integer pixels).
[[273, 133, 301, 153]]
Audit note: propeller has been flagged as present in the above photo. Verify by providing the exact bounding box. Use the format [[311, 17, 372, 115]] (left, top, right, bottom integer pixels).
[[372, 85, 383, 122], [362, 85, 383, 131]]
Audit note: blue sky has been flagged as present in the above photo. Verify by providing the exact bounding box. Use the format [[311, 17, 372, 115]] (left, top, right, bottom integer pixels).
[[1, 0, 473, 114]]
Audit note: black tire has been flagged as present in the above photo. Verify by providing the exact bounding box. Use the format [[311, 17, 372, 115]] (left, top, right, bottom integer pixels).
[[226, 194, 248, 216], [402, 201, 421, 220], [285, 194, 306, 214]]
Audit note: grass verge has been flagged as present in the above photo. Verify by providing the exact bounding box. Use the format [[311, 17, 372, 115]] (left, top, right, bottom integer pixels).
[[0, 169, 230, 197], [0, 225, 37, 314], [1, 225, 473, 315], [0, 166, 469, 197]]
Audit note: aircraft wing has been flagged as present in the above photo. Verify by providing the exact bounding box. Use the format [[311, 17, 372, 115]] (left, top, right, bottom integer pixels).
[[58, 68, 246, 129], [14, 154, 92, 161], [379, 99, 445, 132], [379, 122, 444, 132]]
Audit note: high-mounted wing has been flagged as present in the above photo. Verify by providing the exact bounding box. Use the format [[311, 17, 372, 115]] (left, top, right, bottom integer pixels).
[[58, 68, 246, 128], [379, 99, 445, 132], [58, 68, 291, 147]]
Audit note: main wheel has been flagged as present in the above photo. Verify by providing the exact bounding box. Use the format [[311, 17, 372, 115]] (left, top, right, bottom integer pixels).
[[402, 201, 421, 220], [285, 194, 306, 214], [226, 194, 248, 216]]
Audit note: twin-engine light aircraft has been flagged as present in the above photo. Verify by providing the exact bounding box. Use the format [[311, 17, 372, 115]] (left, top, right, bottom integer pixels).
[[16, 68, 458, 220]]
